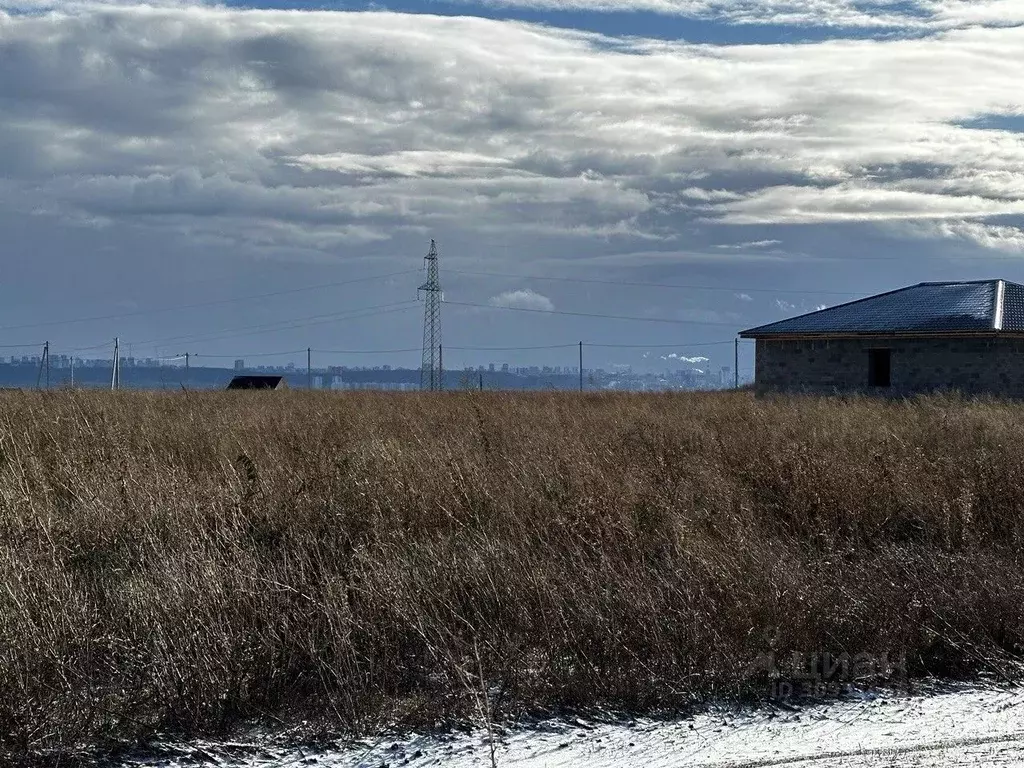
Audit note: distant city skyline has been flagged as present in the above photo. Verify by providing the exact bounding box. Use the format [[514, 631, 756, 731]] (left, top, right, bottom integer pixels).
[[4, 346, 750, 381], [0, 354, 749, 392]]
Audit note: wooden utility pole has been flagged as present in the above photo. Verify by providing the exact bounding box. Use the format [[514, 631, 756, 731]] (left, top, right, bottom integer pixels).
[[37, 342, 49, 390], [579, 342, 583, 392], [111, 337, 120, 391], [307, 347, 312, 389], [734, 338, 739, 389]]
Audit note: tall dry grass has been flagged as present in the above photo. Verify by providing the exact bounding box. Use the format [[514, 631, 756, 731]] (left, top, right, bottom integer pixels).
[[0, 390, 1022, 761]]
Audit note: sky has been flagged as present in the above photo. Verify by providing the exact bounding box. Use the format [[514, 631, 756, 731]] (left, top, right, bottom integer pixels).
[[2, 0, 1024, 376]]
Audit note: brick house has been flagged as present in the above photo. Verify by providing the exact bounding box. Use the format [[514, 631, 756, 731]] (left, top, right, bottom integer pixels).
[[739, 280, 1024, 397]]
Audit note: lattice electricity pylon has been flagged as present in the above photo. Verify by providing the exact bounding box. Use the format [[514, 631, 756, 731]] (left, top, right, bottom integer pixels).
[[419, 239, 443, 391]]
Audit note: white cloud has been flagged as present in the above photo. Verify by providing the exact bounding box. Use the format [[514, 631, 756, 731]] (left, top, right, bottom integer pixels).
[[717, 240, 782, 250], [712, 241, 782, 253], [487, 289, 556, 311], [719, 185, 1024, 225], [660, 353, 710, 362], [5, 0, 1023, 31], [930, 0, 1024, 29], [901, 220, 1024, 253], [441, 0, 1024, 30], [1, 4, 1024, 264], [774, 299, 798, 312], [735, 292, 754, 301], [681, 187, 744, 202]]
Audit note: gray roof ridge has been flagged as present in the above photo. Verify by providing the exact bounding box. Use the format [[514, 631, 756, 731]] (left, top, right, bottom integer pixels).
[[739, 282, 919, 337], [994, 279, 1006, 331], [915, 279, 998, 286], [914, 278, 1024, 289], [739, 279, 1024, 338]]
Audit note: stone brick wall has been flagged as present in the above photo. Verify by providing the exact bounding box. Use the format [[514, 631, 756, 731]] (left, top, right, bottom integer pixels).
[[754, 336, 1024, 397]]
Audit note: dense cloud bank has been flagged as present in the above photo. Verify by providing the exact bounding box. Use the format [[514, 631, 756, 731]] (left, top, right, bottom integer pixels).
[[1, 3, 1023, 260]]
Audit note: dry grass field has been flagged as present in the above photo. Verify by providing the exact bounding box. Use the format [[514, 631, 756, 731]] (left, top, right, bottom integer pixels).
[[0, 389, 1022, 762]]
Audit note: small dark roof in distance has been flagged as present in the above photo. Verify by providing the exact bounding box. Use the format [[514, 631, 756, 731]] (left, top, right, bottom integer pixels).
[[740, 280, 1024, 338], [226, 375, 288, 390]]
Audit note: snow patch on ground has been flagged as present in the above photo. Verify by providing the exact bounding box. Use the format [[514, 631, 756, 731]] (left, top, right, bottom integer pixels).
[[117, 684, 1024, 767]]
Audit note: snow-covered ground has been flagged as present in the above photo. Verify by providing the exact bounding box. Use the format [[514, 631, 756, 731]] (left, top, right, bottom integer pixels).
[[120, 684, 1024, 767]]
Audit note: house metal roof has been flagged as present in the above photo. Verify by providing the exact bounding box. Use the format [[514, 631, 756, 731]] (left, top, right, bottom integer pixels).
[[740, 280, 1024, 338]]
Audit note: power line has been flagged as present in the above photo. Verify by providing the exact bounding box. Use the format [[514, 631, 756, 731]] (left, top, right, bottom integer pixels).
[[190, 303, 418, 346], [16, 303, 420, 362], [67, 339, 122, 354], [310, 340, 743, 354], [6, 273, 761, 365], [208, 339, 747, 357], [130, 301, 420, 349], [587, 340, 744, 349], [446, 268, 865, 297], [314, 347, 421, 355], [0, 269, 417, 334], [448, 343, 580, 351], [193, 349, 309, 360], [444, 300, 740, 327], [136, 301, 417, 347]]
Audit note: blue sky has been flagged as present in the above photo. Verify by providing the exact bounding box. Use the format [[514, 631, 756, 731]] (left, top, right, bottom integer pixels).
[[224, 0, 925, 43], [1, 0, 1023, 375]]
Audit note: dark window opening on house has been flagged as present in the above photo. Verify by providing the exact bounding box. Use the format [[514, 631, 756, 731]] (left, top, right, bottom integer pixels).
[[868, 349, 891, 388]]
